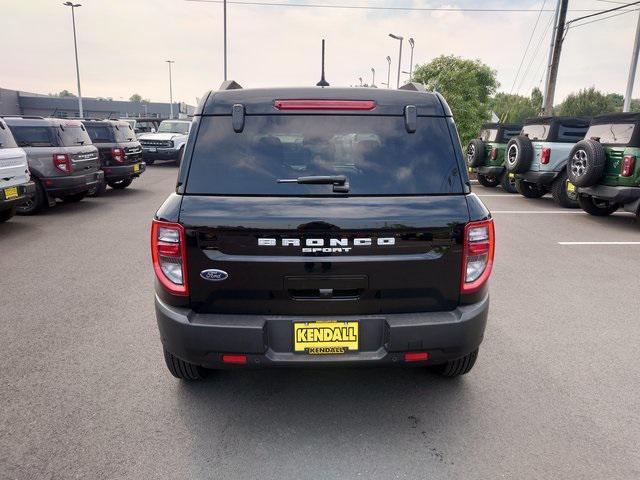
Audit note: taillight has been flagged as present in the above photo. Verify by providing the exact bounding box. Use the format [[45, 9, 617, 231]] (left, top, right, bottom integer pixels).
[[111, 147, 125, 164], [490, 148, 498, 160], [274, 99, 376, 110], [540, 148, 551, 165], [151, 220, 188, 296], [461, 219, 495, 294], [621, 155, 635, 177], [53, 154, 71, 173]]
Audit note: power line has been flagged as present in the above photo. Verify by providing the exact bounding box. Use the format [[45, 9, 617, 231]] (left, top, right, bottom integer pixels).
[[569, 6, 639, 29], [566, 0, 640, 25], [516, 12, 555, 95], [184, 0, 640, 13]]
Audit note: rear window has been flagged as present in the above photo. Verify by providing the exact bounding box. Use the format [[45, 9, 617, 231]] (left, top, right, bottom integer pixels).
[[0, 123, 18, 149], [85, 124, 114, 143], [186, 115, 463, 196], [521, 124, 549, 141], [585, 123, 635, 145], [10, 126, 59, 147], [57, 124, 92, 147], [114, 123, 137, 142], [479, 129, 498, 142]]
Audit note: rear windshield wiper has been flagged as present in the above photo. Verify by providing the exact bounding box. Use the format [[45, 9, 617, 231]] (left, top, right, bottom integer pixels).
[[277, 175, 350, 193]]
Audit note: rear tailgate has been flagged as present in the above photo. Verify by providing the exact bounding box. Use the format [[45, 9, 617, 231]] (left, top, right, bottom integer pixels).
[[181, 195, 468, 316]]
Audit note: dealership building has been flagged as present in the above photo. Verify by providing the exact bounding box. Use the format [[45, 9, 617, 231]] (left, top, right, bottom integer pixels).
[[0, 87, 194, 119]]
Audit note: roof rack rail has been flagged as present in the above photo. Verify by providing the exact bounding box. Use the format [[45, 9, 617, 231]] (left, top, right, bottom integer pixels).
[[399, 82, 426, 92], [219, 80, 243, 91]]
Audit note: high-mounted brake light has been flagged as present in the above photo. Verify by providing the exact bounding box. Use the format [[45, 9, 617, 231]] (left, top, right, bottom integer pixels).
[[461, 219, 495, 294], [53, 154, 71, 174], [111, 147, 125, 164], [274, 99, 376, 111], [151, 220, 188, 296], [490, 148, 498, 161], [621, 155, 635, 177], [540, 147, 551, 165]]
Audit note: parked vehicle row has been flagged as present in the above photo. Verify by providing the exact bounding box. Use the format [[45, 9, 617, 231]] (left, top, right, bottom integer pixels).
[[0, 116, 147, 221], [467, 113, 640, 218]]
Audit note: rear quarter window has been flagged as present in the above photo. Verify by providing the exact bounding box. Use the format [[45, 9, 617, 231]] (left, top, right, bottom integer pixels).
[[185, 115, 463, 196], [521, 124, 549, 141]]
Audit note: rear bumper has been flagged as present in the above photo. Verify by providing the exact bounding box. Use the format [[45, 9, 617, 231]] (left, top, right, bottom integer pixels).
[[41, 170, 104, 196], [475, 166, 505, 177], [0, 181, 35, 209], [103, 162, 146, 181], [155, 293, 490, 368], [579, 184, 640, 213], [516, 170, 558, 185]]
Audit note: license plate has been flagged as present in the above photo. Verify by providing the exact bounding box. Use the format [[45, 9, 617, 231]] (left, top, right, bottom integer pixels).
[[508, 173, 515, 178], [468, 167, 473, 173], [566, 181, 576, 193], [133, 163, 140, 172], [147, 147, 157, 153], [293, 321, 358, 355], [4, 187, 18, 200]]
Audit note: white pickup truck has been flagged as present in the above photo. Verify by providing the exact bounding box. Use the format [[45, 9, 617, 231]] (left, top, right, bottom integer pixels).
[[138, 119, 191, 165], [0, 118, 34, 222]]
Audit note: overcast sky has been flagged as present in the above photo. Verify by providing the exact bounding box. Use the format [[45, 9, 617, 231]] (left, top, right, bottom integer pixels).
[[2, 0, 639, 106]]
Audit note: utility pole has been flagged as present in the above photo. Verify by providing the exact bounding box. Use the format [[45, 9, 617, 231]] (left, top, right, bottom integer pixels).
[[166, 60, 175, 119], [223, 0, 227, 81], [624, 11, 640, 112], [542, 0, 568, 115], [542, 0, 561, 114], [63, 2, 83, 118]]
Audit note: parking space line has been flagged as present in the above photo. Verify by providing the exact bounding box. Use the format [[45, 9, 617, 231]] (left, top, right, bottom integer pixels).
[[491, 210, 585, 214], [477, 194, 520, 197], [558, 241, 640, 245]]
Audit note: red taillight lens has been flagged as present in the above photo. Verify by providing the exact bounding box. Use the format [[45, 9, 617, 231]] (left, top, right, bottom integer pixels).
[[53, 153, 71, 173], [622, 155, 636, 177], [490, 148, 498, 160], [151, 220, 188, 296], [540, 148, 551, 165], [274, 99, 376, 111], [461, 219, 495, 294], [111, 147, 125, 164]]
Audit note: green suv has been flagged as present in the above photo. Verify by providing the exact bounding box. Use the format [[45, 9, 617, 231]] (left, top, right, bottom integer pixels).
[[466, 122, 522, 193], [568, 112, 640, 217]]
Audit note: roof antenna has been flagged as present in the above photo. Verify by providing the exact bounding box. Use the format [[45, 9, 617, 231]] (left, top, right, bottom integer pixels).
[[316, 39, 330, 87]]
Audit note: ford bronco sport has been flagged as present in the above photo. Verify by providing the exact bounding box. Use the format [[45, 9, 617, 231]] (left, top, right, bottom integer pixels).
[[0, 118, 35, 222], [466, 122, 522, 193], [83, 119, 145, 194], [138, 119, 191, 165], [505, 116, 589, 207], [152, 83, 494, 380], [3, 117, 102, 214], [568, 112, 640, 217]]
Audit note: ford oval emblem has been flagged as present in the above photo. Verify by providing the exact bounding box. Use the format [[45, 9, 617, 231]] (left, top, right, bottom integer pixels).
[[200, 269, 228, 282]]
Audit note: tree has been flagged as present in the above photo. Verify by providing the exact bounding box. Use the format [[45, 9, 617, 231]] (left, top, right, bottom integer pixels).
[[490, 88, 544, 124], [556, 87, 619, 117], [129, 93, 143, 103], [58, 90, 76, 97], [412, 55, 499, 145]]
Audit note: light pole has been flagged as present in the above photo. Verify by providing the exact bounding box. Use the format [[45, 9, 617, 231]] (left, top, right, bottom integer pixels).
[[166, 60, 175, 119], [358, 77, 363, 87], [385, 56, 391, 89], [408, 38, 415, 81], [389, 33, 403, 89], [63, 2, 83, 118], [223, 0, 227, 81], [371, 68, 375, 87]]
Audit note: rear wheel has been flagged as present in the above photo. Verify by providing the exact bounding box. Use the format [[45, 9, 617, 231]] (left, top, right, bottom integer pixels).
[[500, 173, 518, 193], [477, 174, 500, 188], [431, 349, 478, 377], [551, 171, 578, 208], [163, 348, 205, 380], [578, 195, 619, 216], [515, 179, 546, 199], [0, 207, 16, 223], [16, 178, 47, 215], [60, 192, 87, 203], [107, 178, 133, 189]]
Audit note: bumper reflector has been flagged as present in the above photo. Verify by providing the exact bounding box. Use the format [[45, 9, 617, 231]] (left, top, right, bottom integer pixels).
[[404, 352, 429, 362], [222, 354, 247, 364]]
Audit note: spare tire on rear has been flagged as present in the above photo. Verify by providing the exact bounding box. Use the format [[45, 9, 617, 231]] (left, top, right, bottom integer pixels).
[[567, 139, 606, 187], [505, 135, 534, 173], [466, 139, 486, 167]]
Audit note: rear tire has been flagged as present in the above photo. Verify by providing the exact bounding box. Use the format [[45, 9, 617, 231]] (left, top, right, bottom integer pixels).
[[567, 139, 606, 187], [432, 349, 478, 377], [500, 173, 518, 193], [477, 174, 500, 188], [578, 194, 619, 216], [0, 207, 16, 222], [505, 135, 534, 173], [16, 178, 47, 215], [60, 192, 87, 203], [515, 179, 546, 198], [551, 171, 578, 208], [163, 348, 205, 380], [107, 178, 133, 189]]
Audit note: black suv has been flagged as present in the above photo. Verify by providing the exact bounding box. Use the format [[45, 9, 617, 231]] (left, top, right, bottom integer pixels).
[[82, 119, 145, 194], [152, 84, 494, 380]]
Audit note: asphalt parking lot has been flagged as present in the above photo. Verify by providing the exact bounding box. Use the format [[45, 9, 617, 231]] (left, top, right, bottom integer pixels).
[[1, 166, 639, 480]]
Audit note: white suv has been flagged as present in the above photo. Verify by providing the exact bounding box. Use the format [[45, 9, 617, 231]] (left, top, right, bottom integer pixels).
[[138, 120, 191, 165], [0, 119, 34, 222]]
